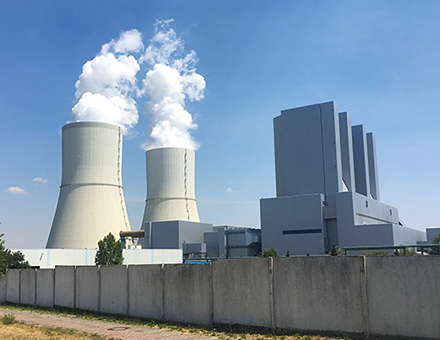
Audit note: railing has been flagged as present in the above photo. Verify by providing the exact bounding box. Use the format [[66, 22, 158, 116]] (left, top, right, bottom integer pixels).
[[342, 244, 440, 255]]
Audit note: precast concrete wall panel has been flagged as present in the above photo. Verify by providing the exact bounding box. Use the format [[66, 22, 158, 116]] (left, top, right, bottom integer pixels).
[[366, 256, 440, 339], [212, 258, 271, 327], [54, 266, 75, 308], [163, 264, 212, 325], [100, 265, 127, 315], [0, 276, 6, 303], [5, 269, 20, 303], [20, 269, 36, 306], [36, 269, 54, 308], [273, 257, 365, 334], [76, 266, 99, 312], [128, 265, 163, 319]]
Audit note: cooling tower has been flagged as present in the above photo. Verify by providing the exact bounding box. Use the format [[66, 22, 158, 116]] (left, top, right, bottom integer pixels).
[[46, 121, 131, 249], [142, 147, 200, 224]]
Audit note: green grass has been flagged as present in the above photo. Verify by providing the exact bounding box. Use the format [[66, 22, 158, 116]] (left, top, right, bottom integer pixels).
[[1, 312, 15, 325]]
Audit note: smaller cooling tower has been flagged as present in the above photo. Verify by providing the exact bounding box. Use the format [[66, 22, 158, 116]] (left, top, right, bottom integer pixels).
[[46, 121, 131, 249], [142, 147, 200, 224]]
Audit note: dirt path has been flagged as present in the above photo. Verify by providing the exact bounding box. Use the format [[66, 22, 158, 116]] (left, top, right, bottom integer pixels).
[[0, 306, 215, 340]]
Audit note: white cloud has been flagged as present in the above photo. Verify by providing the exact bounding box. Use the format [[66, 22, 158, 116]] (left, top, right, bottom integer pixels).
[[226, 187, 239, 193], [32, 177, 48, 184], [6, 187, 28, 195]]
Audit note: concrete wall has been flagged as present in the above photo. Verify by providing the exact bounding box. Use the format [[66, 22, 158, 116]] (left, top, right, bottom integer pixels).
[[36, 269, 53, 308], [5, 269, 20, 304], [1, 257, 440, 340], [163, 263, 212, 325], [0, 276, 6, 303], [20, 269, 36, 306], [366, 256, 440, 339], [76, 266, 99, 312], [212, 258, 272, 328], [273, 257, 366, 335], [100, 265, 127, 315], [128, 264, 163, 319], [54, 266, 75, 309]]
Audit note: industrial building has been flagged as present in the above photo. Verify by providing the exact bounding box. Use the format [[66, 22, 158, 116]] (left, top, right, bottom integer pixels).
[[204, 226, 261, 258], [260, 101, 425, 256]]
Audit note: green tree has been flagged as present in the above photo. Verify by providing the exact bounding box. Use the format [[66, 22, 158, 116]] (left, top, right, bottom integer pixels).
[[429, 233, 440, 255], [263, 248, 278, 257], [0, 233, 31, 275], [95, 233, 124, 265]]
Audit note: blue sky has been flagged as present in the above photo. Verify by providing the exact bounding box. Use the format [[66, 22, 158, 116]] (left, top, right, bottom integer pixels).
[[1, 1, 439, 248]]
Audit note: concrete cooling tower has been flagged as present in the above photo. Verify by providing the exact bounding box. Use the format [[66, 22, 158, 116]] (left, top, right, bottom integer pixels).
[[46, 121, 131, 249], [142, 147, 200, 223]]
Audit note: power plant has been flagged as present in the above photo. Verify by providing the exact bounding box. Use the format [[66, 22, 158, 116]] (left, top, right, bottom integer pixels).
[[46, 121, 131, 249], [40, 101, 435, 260]]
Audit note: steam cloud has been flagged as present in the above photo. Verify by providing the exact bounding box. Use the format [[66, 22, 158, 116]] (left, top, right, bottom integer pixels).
[[72, 29, 143, 134], [71, 21, 205, 150]]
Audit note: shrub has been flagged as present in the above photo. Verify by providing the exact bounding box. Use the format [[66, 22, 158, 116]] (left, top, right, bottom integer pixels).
[[361, 250, 388, 256], [263, 248, 278, 257], [1, 313, 15, 325]]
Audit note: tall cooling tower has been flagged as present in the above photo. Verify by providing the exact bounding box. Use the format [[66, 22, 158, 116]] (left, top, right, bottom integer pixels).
[[46, 121, 131, 249], [142, 147, 200, 223]]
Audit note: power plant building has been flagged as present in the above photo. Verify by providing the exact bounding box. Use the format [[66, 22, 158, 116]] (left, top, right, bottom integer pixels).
[[260, 102, 425, 255], [46, 122, 131, 249]]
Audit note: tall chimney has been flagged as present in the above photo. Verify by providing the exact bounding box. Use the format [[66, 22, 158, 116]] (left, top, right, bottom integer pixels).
[[46, 121, 131, 249]]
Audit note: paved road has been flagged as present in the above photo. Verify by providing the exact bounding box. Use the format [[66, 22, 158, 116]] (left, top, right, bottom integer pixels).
[[0, 306, 216, 340]]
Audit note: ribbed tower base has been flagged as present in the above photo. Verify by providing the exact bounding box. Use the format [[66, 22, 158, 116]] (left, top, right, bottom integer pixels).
[[46, 122, 131, 249], [142, 147, 200, 224]]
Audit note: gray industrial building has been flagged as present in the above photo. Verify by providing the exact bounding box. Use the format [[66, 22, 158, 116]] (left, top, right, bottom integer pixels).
[[140, 221, 261, 258], [261, 101, 425, 256], [204, 226, 261, 258]]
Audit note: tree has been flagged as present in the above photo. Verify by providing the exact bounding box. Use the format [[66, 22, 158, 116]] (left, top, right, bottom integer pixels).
[[0, 233, 31, 275], [95, 233, 124, 265], [429, 233, 440, 255], [263, 248, 278, 257]]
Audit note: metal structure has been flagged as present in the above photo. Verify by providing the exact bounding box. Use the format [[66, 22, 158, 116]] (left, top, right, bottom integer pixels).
[[46, 121, 131, 249], [141, 147, 200, 224]]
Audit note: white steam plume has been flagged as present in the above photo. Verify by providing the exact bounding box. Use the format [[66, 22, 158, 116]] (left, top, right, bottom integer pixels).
[[72, 29, 143, 134], [71, 23, 205, 147], [141, 20, 206, 150]]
